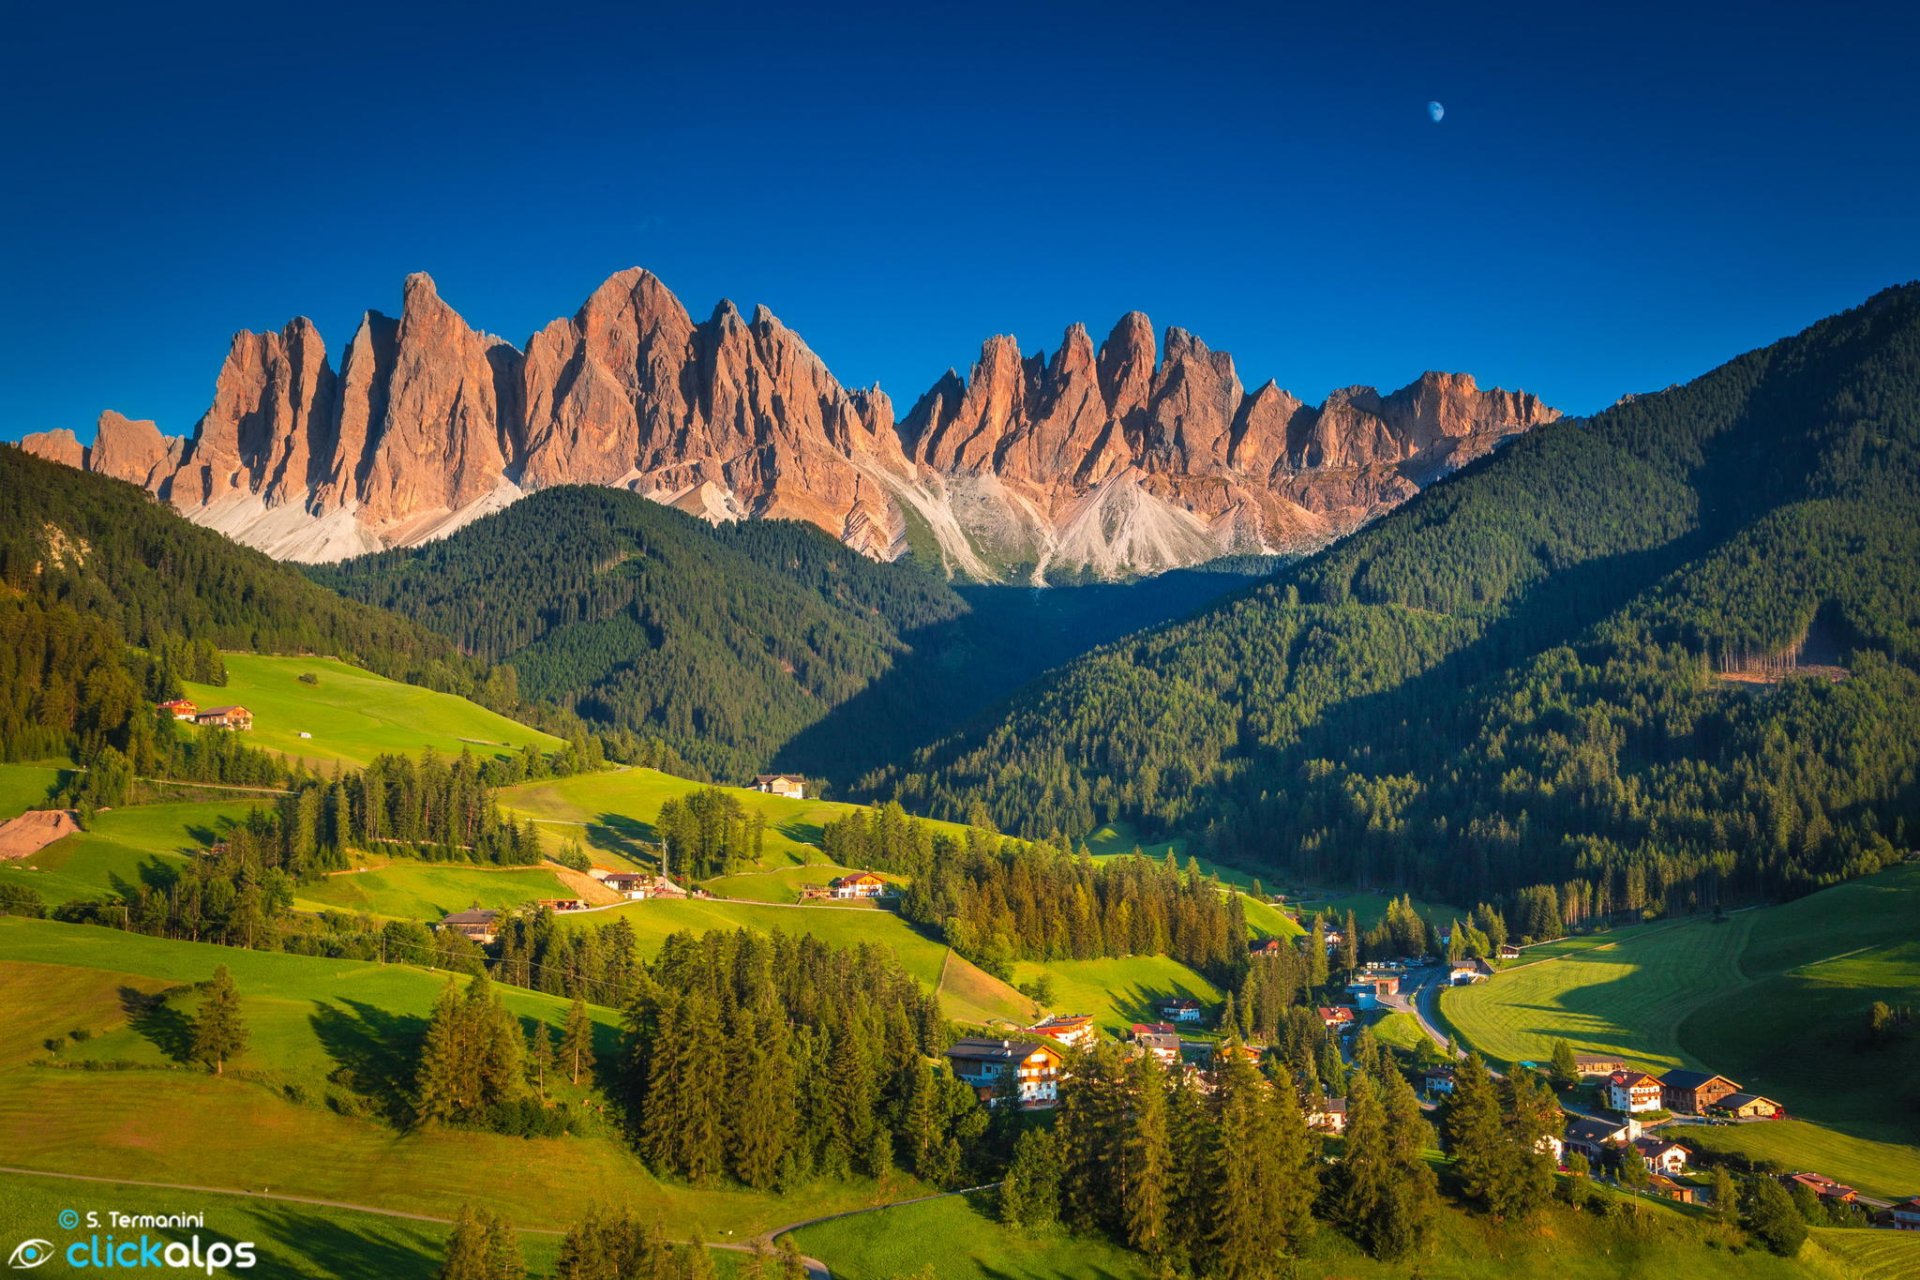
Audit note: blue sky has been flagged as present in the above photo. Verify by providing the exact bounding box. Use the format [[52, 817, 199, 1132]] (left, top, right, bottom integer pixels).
[[3, 0, 1916, 442]]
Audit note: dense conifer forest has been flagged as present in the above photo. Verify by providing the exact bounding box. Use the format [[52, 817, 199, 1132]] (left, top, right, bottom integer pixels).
[[875, 284, 1920, 915]]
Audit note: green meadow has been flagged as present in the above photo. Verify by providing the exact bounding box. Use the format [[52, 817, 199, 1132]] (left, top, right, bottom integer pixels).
[[791, 1181, 1822, 1280], [500, 766, 974, 872], [547, 896, 1032, 1026], [1007, 954, 1221, 1035], [291, 859, 579, 921], [1441, 864, 1920, 1197], [0, 918, 917, 1240], [183, 654, 561, 770], [0, 797, 258, 907], [0, 759, 70, 820]]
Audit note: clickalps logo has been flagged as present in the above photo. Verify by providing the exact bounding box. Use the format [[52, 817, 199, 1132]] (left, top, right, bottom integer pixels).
[[13, 1209, 258, 1274]]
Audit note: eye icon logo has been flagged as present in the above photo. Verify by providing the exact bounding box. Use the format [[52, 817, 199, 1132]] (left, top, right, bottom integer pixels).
[[7, 1239, 54, 1269]]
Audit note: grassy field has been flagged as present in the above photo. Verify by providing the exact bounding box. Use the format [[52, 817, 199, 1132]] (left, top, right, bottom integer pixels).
[[1440, 915, 1748, 1073], [183, 655, 561, 770], [1371, 1010, 1431, 1055], [1007, 955, 1220, 1034], [704, 864, 891, 903], [0, 1167, 571, 1280], [1440, 864, 1920, 1198], [0, 759, 70, 820], [1809, 1227, 1920, 1280], [0, 918, 917, 1240], [291, 859, 579, 921], [793, 1182, 1822, 1280], [549, 896, 1032, 1026], [0, 798, 259, 907]]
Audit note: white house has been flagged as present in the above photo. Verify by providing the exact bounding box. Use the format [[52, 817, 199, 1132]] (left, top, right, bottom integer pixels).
[[1608, 1070, 1665, 1113], [752, 774, 806, 799]]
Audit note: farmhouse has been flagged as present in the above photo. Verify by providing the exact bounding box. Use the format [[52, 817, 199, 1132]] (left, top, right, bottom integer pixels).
[[1631, 1136, 1691, 1176], [1452, 957, 1497, 985], [1306, 1097, 1348, 1135], [1786, 1172, 1858, 1204], [156, 698, 197, 720], [1659, 1068, 1741, 1114], [1716, 1092, 1784, 1119], [830, 871, 887, 899], [1498, 943, 1523, 959], [1157, 997, 1203, 1023], [1564, 1115, 1639, 1163], [1129, 1023, 1181, 1064], [1029, 1014, 1097, 1050], [537, 898, 586, 913], [1573, 1052, 1628, 1076], [1248, 937, 1287, 957], [945, 1038, 1062, 1109], [602, 872, 654, 900], [439, 908, 500, 945], [1420, 1066, 1456, 1097], [1890, 1197, 1920, 1231], [194, 705, 253, 731], [752, 774, 806, 799], [1317, 1006, 1355, 1033], [1607, 1070, 1665, 1114]]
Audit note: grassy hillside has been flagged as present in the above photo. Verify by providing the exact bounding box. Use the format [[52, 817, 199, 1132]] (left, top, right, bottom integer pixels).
[[182, 655, 561, 770], [792, 1182, 1823, 1280], [547, 896, 1032, 1027], [0, 797, 258, 906], [0, 918, 916, 1239], [1007, 955, 1221, 1034], [1441, 864, 1920, 1196], [291, 860, 580, 921], [500, 766, 974, 871], [0, 760, 69, 821]]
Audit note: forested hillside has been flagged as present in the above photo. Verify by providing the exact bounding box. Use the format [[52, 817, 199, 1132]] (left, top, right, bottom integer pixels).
[[876, 283, 1920, 915], [0, 449, 499, 764], [314, 486, 1262, 781]]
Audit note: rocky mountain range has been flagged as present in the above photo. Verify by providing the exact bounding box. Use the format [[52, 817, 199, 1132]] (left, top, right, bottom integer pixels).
[[20, 269, 1559, 580]]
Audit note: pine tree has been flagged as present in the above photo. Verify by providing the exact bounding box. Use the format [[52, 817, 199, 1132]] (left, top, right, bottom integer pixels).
[[529, 1022, 557, 1102], [1499, 1069, 1561, 1217], [562, 995, 596, 1086], [1000, 1127, 1061, 1232], [437, 1203, 521, 1280], [1329, 1071, 1389, 1242], [1549, 1038, 1579, 1089], [1710, 1164, 1737, 1223], [1166, 1063, 1215, 1265], [1339, 909, 1359, 977], [1376, 1066, 1438, 1257], [189, 963, 247, 1076], [1208, 1043, 1282, 1279], [417, 981, 466, 1125], [1564, 1150, 1592, 1209], [1121, 1052, 1172, 1254], [1441, 1053, 1506, 1212], [1267, 1064, 1319, 1254]]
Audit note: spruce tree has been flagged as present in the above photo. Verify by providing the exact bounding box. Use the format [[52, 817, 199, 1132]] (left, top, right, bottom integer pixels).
[[1376, 1066, 1438, 1257], [527, 1023, 555, 1103], [1122, 1052, 1172, 1255], [1549, 1038, 1579, 1089], [562, 995, 596, 1086], [1744, 1177, 1809, 1256], [416, 981, 465, 1125], [190, 963, 247, 1076], [1340, 909, 1359, 977], [1208, 1043, 1282, 1279], [1441, 1053, 1505, 1212], [1710, 1164, 1737, 1223], [1267, 1062, 1319, 1254], [1000, 1127, 1061, 1232], [1499, 1069, 1561, 1217], [1328, 1071, 1390, 1246], [437, 1204, 520, 1280]]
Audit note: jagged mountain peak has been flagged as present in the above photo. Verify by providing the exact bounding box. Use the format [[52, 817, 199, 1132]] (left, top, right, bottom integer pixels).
[[22, 269, 1557, 580]]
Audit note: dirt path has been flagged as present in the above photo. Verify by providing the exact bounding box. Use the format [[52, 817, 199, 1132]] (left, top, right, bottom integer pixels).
[[0, 809, 78, 860]]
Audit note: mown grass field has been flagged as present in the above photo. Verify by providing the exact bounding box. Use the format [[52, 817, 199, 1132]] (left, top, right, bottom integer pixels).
[[1441, 864, 1920, 1199], [0, 918, 916, 1241], [1371, 1010, 1431, 1055], [1007, 955, 1220, 1034], [1808, 1227, 1920, 1280], [291, 859, 578, 921], [183, 655, 561, 769], [1440, 915, 1748, 1073], [703, 864, 892, 903], [0, 759, 70, 820], [791, 1182, 1822, 1280], [0, 798, 258, 907]]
